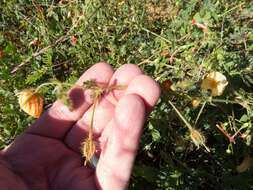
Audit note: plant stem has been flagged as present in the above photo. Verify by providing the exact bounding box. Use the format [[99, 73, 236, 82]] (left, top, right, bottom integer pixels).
[[89, 95, 98, 140], [34, 82, 56, 93], [219, 3, 244, 17], [105, 84, 127, 92], [195, 101, 206, 125], [142, 27, 172, 44], [169, 101, 193, 130], [35, 81, 73, 94], [211, 98, 238, 104]]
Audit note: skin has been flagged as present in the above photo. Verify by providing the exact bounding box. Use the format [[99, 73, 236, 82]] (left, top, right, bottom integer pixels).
[[0, 63, 160, 190]]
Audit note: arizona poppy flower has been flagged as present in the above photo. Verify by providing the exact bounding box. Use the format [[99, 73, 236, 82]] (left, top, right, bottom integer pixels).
[[191, 19, 208, 32], [201, 71, 228, 96], [17, 90, 43, 118]]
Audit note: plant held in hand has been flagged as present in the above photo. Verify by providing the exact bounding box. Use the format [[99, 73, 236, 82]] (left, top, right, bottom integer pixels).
[[17, 79, 126, 165]]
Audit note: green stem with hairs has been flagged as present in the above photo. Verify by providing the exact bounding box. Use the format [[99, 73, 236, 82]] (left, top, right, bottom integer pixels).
[[169, 101, 193, 130], [195, 101, 206, 125]]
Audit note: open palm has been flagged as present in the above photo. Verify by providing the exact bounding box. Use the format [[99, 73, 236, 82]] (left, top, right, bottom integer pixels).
[[0, 63, 160, 190]]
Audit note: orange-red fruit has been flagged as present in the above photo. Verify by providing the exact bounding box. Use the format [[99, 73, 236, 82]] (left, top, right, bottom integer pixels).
[[160, 50, 170, 57], [162, 80, 173, 90], [18, 90, 43, 118], [71, 36, 77, 45], [29, 39, 40, 46]]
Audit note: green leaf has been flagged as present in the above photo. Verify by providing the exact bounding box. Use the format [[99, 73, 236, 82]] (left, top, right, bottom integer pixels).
[[240, 114, 249, 122], [133, 165, 159, 183], [25, 66, 48, 85], [151, 128, 161, 142]]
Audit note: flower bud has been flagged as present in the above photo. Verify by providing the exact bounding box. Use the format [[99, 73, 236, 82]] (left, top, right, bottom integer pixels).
[[192, 98, 201, 108], [17, 90, 43, 118]]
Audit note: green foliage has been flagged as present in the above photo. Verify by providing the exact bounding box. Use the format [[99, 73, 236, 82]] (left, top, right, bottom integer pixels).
[[1, 0, 253, 189]]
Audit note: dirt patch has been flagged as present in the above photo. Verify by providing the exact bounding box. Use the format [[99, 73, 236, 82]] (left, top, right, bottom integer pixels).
[[145, 0, 178, 22]]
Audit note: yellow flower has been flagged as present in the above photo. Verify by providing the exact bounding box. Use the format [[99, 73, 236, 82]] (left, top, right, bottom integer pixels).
[[201, 71, 228, 96], [17, 90, 43, 118], [191, 98, 201, 108]]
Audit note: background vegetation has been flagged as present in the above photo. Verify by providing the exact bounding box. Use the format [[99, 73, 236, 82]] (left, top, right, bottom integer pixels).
[[0, 0, 253, 189]]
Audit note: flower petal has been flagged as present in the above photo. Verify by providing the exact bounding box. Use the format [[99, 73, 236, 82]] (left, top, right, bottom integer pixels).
[[201, 71, 228, 96]]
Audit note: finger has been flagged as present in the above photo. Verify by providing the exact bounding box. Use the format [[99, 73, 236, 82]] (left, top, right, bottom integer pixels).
[[125, 74, 161, 110], [83, 74, 160, 136], [95, 94, 145, 190], [64, 97, 115, 153], [27, 62, 114, 139], [97, 74, 161, 148], [64, 64, 143, 152], [107, 64, 143, 103]]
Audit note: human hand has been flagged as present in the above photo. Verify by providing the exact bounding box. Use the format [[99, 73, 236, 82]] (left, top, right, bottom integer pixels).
[[0, 63, 160, 190]]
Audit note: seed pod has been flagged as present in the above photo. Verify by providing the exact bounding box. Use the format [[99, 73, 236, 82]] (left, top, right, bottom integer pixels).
[[17, 90, 43, 118], [81, 138, 96, 165], [190, 128, 210, 152]]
